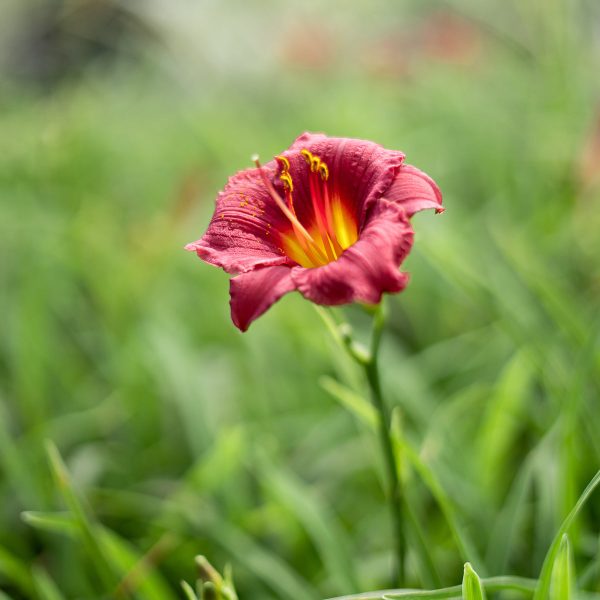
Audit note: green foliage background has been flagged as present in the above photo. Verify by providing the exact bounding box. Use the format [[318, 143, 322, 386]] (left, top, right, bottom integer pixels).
[[1, 0, 599, 598]]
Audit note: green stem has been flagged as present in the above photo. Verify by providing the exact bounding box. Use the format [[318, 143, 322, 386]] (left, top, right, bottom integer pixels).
[[315, 302, 404, 584], [364, 303, 404, 586]]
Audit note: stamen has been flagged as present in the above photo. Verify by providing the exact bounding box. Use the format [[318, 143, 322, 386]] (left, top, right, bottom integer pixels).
[[253, 151, 356, 268], [253, 155, 315, 246], [300, 149, 313, 166], [307, 172, 336, 262], [280, 173, 293, 192], [321, 182, 344, 256], [253, 155, 328, 266], [301, 149, 345, 259], [300, 150, 331, 254], [275, 155, 290, 171]]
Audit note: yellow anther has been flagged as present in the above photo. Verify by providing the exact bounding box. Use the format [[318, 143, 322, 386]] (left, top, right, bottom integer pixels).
[[275, 155, 290, 171], [276, 155, 294, 191], [319, 163, 329, 180], [301, 149, 313, 164], [280, 172, 294, 191], [300, 149, 328, 178]]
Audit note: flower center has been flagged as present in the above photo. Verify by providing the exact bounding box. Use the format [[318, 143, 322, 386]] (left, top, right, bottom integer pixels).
[[255, 150, 358, 268]]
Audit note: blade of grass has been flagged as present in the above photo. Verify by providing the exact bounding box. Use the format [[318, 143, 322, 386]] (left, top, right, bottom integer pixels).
[[320, 376, 377, 428], [0, 544, 36, 598], [204, 521, 317, 600], [22, 510, 77, 536], [45, 440, 117, 591], [113, 533, 179, 600], [533, 469, 600, 600], [32, 566, 67, 600], [402, 486, 443, 589], [486, 423, 560, 573], [0, 397, 43, 506], [181, 580, 199, 600], [462, 563, 486, 600], [391, 426, 485, 574], [550, 535, 574, 600], [258, 456, 360, 593], [23, 510, 177, 600], [325, 575, 537, 600], [476, 352, 531, 495]]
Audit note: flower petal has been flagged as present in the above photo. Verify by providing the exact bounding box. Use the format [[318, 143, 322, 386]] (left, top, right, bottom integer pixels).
[[385, 164, 444, 217], [279, 132, 406, 226], [230, 265, 296, 332], [291, 200, 413, 305], [186, 166, 294, 274]]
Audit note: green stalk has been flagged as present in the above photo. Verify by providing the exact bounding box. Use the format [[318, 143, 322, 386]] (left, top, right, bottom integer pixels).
[[316, 301, 405, 584], [363, 302, 404, 586]]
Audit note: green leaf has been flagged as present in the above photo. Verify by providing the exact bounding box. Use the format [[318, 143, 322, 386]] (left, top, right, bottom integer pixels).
[[534, 469, 600, 600], [0, 544, 35, 597], [181, 580, 199, 600], [23, 510, 177, 600], [203, 581, 218, 600], [32, 445, 178, 600], [462, 563, 486, 600], [392, 428, 485, 573], [45, 440, 117, 590], [32, 566, 67, 600], [222, 563, 239, 600], [550, 535, 574, 600], [21, 511, 77, 536], [0, 398, 42, 507], [476, 352, 531, 493], [325, 575, 537, 600], [320, 375, 377, 427], [259, 455, 360, 593], [203, 521, 316, 600], [103, 530, 178, 600]]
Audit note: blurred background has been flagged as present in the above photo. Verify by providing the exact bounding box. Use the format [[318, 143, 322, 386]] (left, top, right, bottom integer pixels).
[[1, 0, 600, 598]]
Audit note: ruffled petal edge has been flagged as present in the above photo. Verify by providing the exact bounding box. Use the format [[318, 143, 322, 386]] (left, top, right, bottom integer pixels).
[[384, 163, 444, 217], [290, 199, 413, 305]]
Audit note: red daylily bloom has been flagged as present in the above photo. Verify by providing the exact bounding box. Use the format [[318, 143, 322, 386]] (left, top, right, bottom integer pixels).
[[186, 132, 443, 331]]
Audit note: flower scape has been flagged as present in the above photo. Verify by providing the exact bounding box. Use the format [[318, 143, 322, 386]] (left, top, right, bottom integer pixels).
[[186, 132, 443, 331]]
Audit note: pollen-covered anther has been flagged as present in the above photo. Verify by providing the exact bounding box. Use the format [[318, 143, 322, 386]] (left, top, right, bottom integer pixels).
[[300, 149, 313, 164], [276, 155, 294, 191], [301, 149, 328, 180], [275, 155, 290, 171], [280, 172, 293, 191]]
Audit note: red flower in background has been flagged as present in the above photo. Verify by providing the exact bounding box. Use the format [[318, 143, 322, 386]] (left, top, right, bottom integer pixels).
[[186, 132, 443, 331]]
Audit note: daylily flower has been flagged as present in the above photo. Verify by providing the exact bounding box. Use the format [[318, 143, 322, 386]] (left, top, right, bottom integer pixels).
[[186, 132, 443, 331]]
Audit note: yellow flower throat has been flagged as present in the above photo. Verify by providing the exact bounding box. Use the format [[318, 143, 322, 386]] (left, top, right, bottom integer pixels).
[[271, 151, 358, 268]]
